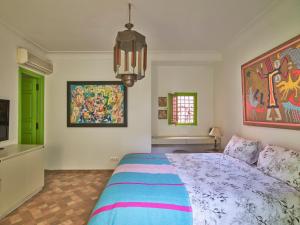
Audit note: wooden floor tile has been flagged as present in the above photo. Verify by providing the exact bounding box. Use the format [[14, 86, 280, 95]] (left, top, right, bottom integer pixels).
[[0, 170, 112, 225]]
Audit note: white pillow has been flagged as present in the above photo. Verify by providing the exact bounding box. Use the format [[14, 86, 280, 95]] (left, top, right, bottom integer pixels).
[[224, 135, 260, 164], [257, 145, 300, 191]]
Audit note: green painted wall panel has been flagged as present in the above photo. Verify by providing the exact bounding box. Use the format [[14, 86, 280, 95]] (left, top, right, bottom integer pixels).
[[21, 76, 37, 144]]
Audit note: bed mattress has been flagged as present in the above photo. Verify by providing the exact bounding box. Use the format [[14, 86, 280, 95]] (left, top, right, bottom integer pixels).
[[88, 153, 300, 225]]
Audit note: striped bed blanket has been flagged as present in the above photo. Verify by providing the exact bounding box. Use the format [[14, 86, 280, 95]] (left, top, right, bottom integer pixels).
[[88, 153, 192, 225]]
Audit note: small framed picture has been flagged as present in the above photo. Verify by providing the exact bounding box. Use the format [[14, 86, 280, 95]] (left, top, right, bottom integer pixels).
[[158, 110, 167, 119], [158, 97, 167, 107]]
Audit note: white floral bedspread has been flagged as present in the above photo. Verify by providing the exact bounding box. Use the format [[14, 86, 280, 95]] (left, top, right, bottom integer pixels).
[[166, 153, 300, 225]]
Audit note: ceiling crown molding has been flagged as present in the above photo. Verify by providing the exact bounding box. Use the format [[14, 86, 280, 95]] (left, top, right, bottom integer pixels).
[[226, 0, 282, 50], [0, 18, 48, 52]]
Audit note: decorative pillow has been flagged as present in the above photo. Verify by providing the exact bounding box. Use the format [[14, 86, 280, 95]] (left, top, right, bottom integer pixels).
[[224, 135, 260, 164], [257, 145, 300, 191]]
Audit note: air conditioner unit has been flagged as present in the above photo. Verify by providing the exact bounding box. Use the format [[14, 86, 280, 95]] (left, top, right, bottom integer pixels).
[[17, 48, 53, 75]]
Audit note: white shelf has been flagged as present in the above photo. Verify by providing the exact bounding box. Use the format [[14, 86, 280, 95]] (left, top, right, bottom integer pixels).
[[152, 136, 215, 145]]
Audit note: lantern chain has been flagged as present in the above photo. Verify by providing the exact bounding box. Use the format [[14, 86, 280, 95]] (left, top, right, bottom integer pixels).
[[128, 3, 131, 24]]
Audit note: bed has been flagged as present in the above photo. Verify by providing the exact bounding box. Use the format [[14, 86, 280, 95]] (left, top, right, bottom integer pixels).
[[88, 153, 300, 225]]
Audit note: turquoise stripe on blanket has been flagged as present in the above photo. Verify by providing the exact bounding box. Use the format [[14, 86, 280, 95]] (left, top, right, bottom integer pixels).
[[88, 153, 192, 225], [89, 207, 192, 225], [108, 172, 183, 186], [100, 179, 189, 206], [119, 153, 170, 165]]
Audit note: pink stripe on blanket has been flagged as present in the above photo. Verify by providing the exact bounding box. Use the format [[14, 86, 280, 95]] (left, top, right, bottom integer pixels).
[[113, 164, 176, 175], [128, 153, 162, 154], [106, 182, 184, 188], [125, 157, 167, 160], [91, 202, 192, 218]]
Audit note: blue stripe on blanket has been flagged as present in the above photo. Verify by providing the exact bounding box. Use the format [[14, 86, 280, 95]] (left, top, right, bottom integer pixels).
[[89, 207, 192, 225], [107, 172, 183, 185], [119, 154, 170, 165], [99, 180, 190, 206]]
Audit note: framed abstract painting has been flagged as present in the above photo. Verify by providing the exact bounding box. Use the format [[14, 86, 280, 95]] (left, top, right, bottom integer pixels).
[[242, 35, 300, 130], [67, 81, 127, 127]]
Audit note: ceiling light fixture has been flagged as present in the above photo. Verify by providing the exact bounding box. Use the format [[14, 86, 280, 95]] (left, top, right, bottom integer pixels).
[[113, 3, 147, 87]]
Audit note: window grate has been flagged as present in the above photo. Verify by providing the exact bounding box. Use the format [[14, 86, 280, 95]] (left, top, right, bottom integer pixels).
[[168, 92, 197, 125]]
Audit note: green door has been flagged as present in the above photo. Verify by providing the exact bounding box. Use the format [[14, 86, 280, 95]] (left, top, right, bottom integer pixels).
[[19, 67, 44, 145], [21, 76, 37, 144]]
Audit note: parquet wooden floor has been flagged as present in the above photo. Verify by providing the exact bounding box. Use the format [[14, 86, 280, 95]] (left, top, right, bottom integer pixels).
[[0, 170, 112, 225]]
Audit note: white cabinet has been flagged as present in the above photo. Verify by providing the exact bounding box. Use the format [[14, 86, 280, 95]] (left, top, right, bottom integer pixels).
[[0, 145, 44, 219]]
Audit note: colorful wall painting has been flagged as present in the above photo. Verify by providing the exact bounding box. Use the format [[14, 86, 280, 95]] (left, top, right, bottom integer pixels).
[[67, 81, 127, 127], [242, 35, 300, 130]]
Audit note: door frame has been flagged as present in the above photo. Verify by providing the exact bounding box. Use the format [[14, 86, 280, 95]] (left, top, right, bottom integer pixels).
[[18, 67, 45, 144]]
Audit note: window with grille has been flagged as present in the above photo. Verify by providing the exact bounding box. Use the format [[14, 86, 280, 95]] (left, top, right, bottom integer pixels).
[[168, 92, 197, 125]]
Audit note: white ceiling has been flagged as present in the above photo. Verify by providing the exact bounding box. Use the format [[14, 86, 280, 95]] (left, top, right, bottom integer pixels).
[[0, 0, 275, 52]]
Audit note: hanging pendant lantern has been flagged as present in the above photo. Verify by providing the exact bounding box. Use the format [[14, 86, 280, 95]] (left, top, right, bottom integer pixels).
[[114, 3, 147, 87]]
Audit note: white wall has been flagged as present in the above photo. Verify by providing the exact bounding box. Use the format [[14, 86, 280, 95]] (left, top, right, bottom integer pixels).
[[45, 53, 152, 169], [214, 0, 300, 149], [46, 52, 221, 169], [0, 23, 46, 148], [152, 62, 214, 136]]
